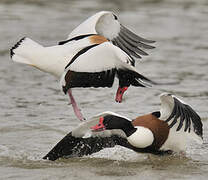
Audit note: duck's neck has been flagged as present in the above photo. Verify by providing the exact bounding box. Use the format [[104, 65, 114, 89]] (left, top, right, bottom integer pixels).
[[120, 121, 137, 137], [152, 111, 161, 118]]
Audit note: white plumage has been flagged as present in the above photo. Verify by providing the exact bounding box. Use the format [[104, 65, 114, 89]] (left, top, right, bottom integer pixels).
[[127, 126, 154, 148], [11, 37, 93, 77], [64, 42, 130, 73]]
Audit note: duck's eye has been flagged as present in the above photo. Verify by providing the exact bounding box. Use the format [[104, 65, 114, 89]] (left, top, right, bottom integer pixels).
[[113, 14, 118, 20]]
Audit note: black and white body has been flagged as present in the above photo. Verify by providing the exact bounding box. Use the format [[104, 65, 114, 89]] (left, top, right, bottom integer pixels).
[[10, 11, 155, 121], [43, 93, 203, 161]]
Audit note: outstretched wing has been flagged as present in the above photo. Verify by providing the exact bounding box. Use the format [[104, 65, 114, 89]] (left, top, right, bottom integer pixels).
[[43, 111, 129, 161], [63, 11, 155, 65], [159, 93, 203, 139], [43, 132, 130, 161]]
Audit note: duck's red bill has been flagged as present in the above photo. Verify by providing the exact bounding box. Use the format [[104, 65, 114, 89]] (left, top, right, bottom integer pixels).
[[115, 86, 128, 103], [91, 117, 105, 132]]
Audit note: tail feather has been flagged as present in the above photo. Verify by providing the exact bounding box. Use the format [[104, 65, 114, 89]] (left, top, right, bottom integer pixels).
[[10, 37, 26, 58], [10, 37, 43, 66]]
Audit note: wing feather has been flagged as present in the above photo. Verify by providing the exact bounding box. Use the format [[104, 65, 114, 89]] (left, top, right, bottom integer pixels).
[[119, 31, 155, 49], [160, 94, 203, 139], [176, 112, 185, 131], [120, 25, 155, 44], [43, 132, 129, 161], [116, 36, 148, 57], [184, 108, 191, 132], [113, 38, 142, 59]]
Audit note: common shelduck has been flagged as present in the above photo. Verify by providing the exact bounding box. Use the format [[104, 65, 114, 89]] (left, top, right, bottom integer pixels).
[[43, 93, 203, 161], [10, 11, 156, 121]]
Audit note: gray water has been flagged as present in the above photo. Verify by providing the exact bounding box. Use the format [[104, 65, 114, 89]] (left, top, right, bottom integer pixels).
[[0, 0, 208, 179]]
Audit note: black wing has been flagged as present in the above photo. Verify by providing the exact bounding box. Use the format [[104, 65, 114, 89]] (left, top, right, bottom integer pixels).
[[165, 97, 203, 138], [62, 69, 116, 94], [117, 68, 156, 88], [43, 131, 172, 161], [43, 132, 130, 161], [112, 25, 155, 64]]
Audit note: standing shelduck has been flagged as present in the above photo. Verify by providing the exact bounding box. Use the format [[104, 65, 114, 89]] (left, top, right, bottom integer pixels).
[[10, 11, 155, 121], [43, 93, 203, 161]]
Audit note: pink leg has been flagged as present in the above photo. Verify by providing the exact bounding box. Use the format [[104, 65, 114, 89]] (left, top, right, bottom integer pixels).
[[115, 86, 128, 103], [68, 89, 85, 121]]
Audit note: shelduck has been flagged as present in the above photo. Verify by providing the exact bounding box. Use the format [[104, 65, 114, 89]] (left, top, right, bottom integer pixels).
[[43, 93, 203, 161], [10, 11, 155, 121]]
